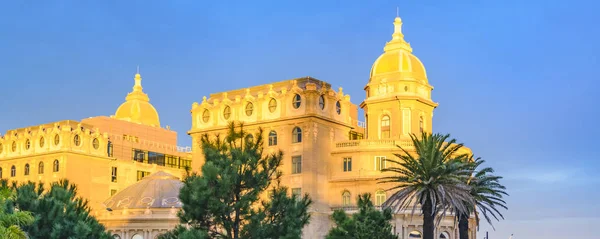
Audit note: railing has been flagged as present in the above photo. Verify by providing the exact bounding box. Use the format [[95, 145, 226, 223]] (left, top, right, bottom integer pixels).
[[334, 139, 413, 149], [357, 121, 366, 128], [177, 146, 192, 153]]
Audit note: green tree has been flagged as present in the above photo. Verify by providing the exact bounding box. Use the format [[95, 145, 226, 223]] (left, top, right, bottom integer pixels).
[[326, 193, 397, 239], [2, 179, 111, 239], [160, 122, 312, 239], [0, 180, 34, 239], [378, 133, 473, 239], [457, 156, 508, 239]]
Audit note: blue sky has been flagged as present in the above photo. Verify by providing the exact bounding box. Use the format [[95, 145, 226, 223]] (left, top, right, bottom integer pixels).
[[1, 1, 598, 238]]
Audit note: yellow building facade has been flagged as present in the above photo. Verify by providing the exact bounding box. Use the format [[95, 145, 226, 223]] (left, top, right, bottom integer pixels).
[[189, 16, 474, 239]]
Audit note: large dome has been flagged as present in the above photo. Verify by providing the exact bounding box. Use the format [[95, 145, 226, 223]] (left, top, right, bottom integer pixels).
[[113, 73, 161, 127], [369, 17, 428, 83], [104, 171, 183, 210]]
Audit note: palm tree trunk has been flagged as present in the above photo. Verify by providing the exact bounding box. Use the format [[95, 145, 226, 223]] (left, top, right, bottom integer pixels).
[[422, 197, 435, 239], [458, 213, 469, 239]]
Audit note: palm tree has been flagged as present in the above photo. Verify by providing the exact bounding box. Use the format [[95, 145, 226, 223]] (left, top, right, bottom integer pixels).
[[0, 179, 34, 239], [378, 133, 473, 239], [458, 156, 508, 239]]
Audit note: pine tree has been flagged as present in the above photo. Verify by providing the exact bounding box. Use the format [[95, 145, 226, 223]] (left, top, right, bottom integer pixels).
[[326, 193, 398, 239], [160, 122, 312, 239]]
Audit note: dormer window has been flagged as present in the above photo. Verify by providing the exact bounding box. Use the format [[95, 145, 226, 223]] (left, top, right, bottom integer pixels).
[[292, 94, 302, 109], [245, 102, 254, 116]]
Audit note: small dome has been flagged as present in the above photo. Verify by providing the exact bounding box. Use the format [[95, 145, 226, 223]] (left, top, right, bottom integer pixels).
[[114, 73, 161, 127], [104, 171, 183, 210]]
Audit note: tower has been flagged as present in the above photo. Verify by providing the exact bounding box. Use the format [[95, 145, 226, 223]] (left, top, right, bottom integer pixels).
[[360, 15, 437, 139]]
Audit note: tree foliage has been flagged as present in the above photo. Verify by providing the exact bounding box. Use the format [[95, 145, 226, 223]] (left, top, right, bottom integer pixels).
[[326, 193, 397, 239], [378, 133, 474, 239], [0, 180, 34, 239], [0, 179, 111, 239], [160, 122, 312, 239]]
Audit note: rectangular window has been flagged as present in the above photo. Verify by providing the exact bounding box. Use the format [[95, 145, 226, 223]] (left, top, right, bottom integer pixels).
[[292, 156, 302, 174], [343, 157, 352, 172], [110, 189, 117, 196], [375, 156, 387, 171], [133, 149, 146, 163], [111, 167, 117, 182], [137, 170, 151, 181], [291, 188, 301, 198]]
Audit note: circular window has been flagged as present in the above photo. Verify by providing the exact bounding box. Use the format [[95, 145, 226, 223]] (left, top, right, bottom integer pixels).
[[92, 138, 99, 149], [292, 94, 302, 109], [319, 95, 325, 110], [268, 98, 277, 113], [223, 106, 231, 120], [336, 101, 341, 115], [11, 142, 17, 152], [245, 102, 254, 116], [25, 139, 31, 150], [39, 137, 45, 148], [202, 109, 210, 123], [73, 135, 81, 146], [54, 134, 60, 145]]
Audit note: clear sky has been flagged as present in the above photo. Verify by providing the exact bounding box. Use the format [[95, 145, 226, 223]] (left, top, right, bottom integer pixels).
[[1, 1, 598, 238]]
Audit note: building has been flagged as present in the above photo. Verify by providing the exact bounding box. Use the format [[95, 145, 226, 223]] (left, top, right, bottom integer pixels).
[[0, 72, 192, 213], [188, 16, 474, 239]]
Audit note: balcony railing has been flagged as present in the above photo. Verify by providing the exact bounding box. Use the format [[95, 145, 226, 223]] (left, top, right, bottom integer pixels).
[[334, 139, 414, 149]]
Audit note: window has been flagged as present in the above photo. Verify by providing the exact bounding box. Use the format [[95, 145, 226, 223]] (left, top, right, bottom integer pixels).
[[245, 102, 254, 116], [131, 234, 143, 239], [268, 98, 277, 113], [110, 190, 117, 197], [111, 167, 118, 182], [246, 134, 254, 143], [107, 141, 114, 157], [202, 109, 210, 123], [53, 160, 59, 172], [268, 131, 277, 146], [39, 137, 45, 148], [318, 95, 325, 110], [25, 139, 31, 150], [375, 156, 387, 171], [336, 101, 341, 115], [0, 143, 3, 154], [348, 131, 364, 140], [439, 232, 450, 239], [0, 167, 2, 178], [343, 157, 352, 172], [419, 115, 424, 132], [291, 188, 301, 197], [409, 231, 422, 238], [292, 156, 302, 174], [24, 164, 30, 176], [149, 152, 166, 166], [292, 94, 302, 109], [375, 190, 386, 206], [11, 142, 16, 152], [10, 166, 16, 177], [381, 115, 390, 139], [223, 106, 231, 120], [137, 171, 151, 181], [38, 162, 44, 174], [73, 135, 81, 146], [292, 127, 302, 143], [54, 134, 60, 145], [342, 191, 351, 206], [92, 138, 99, 150], [133, 149, 146, 163]]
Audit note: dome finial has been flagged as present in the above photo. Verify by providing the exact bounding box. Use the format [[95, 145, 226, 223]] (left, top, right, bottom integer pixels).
[[133, 67, 143, 92], [383, 12, 412, 53]]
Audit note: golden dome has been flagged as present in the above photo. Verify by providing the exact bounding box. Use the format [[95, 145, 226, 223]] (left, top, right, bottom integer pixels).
[[114, 73, 161, 127], [369, 17, 428, 82], [103, 171, 183, 210]]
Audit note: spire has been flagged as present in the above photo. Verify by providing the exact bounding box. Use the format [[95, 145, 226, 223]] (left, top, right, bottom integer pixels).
[[383, 13, 413, 53], [133, 68, 143, 92], [124, 68, 150, 102]]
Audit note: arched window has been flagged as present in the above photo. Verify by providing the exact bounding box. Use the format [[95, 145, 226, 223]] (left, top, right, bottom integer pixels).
[[10, 166, 16, 177], [318, 95, 325, 110], [292, 94, 302, 109], [24, 164, 30, 176], [268, 131, 277, 146], [292, 127, 302, 143], [419, 115, 424, 133], [409, 231, 422, 238], [245, 102, 254, 116], [223, 106, 231, 120], [246, 134, 254, 143], [39, 137, 45, 148], [202, 109, 210, 123], [381, 115, 390, 139], [268, 98, 277, 113], [131, 234, 143, 239], [107, 141, 114, 157], [0, 143, 3, 154], [112, 234, 121, 239], [336, 101, 341, 115], [0, 167, 3, 178], [53, 160, 59, 172], [38, 162, 44, 174], [375, 190, 386, 206], [342, 191, 351, 206], [25, 139, 31, 150], [439, 232, 450, 239]]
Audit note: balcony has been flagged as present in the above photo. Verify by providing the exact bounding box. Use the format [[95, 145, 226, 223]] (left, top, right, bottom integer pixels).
[[334, 139, 414, 150]]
